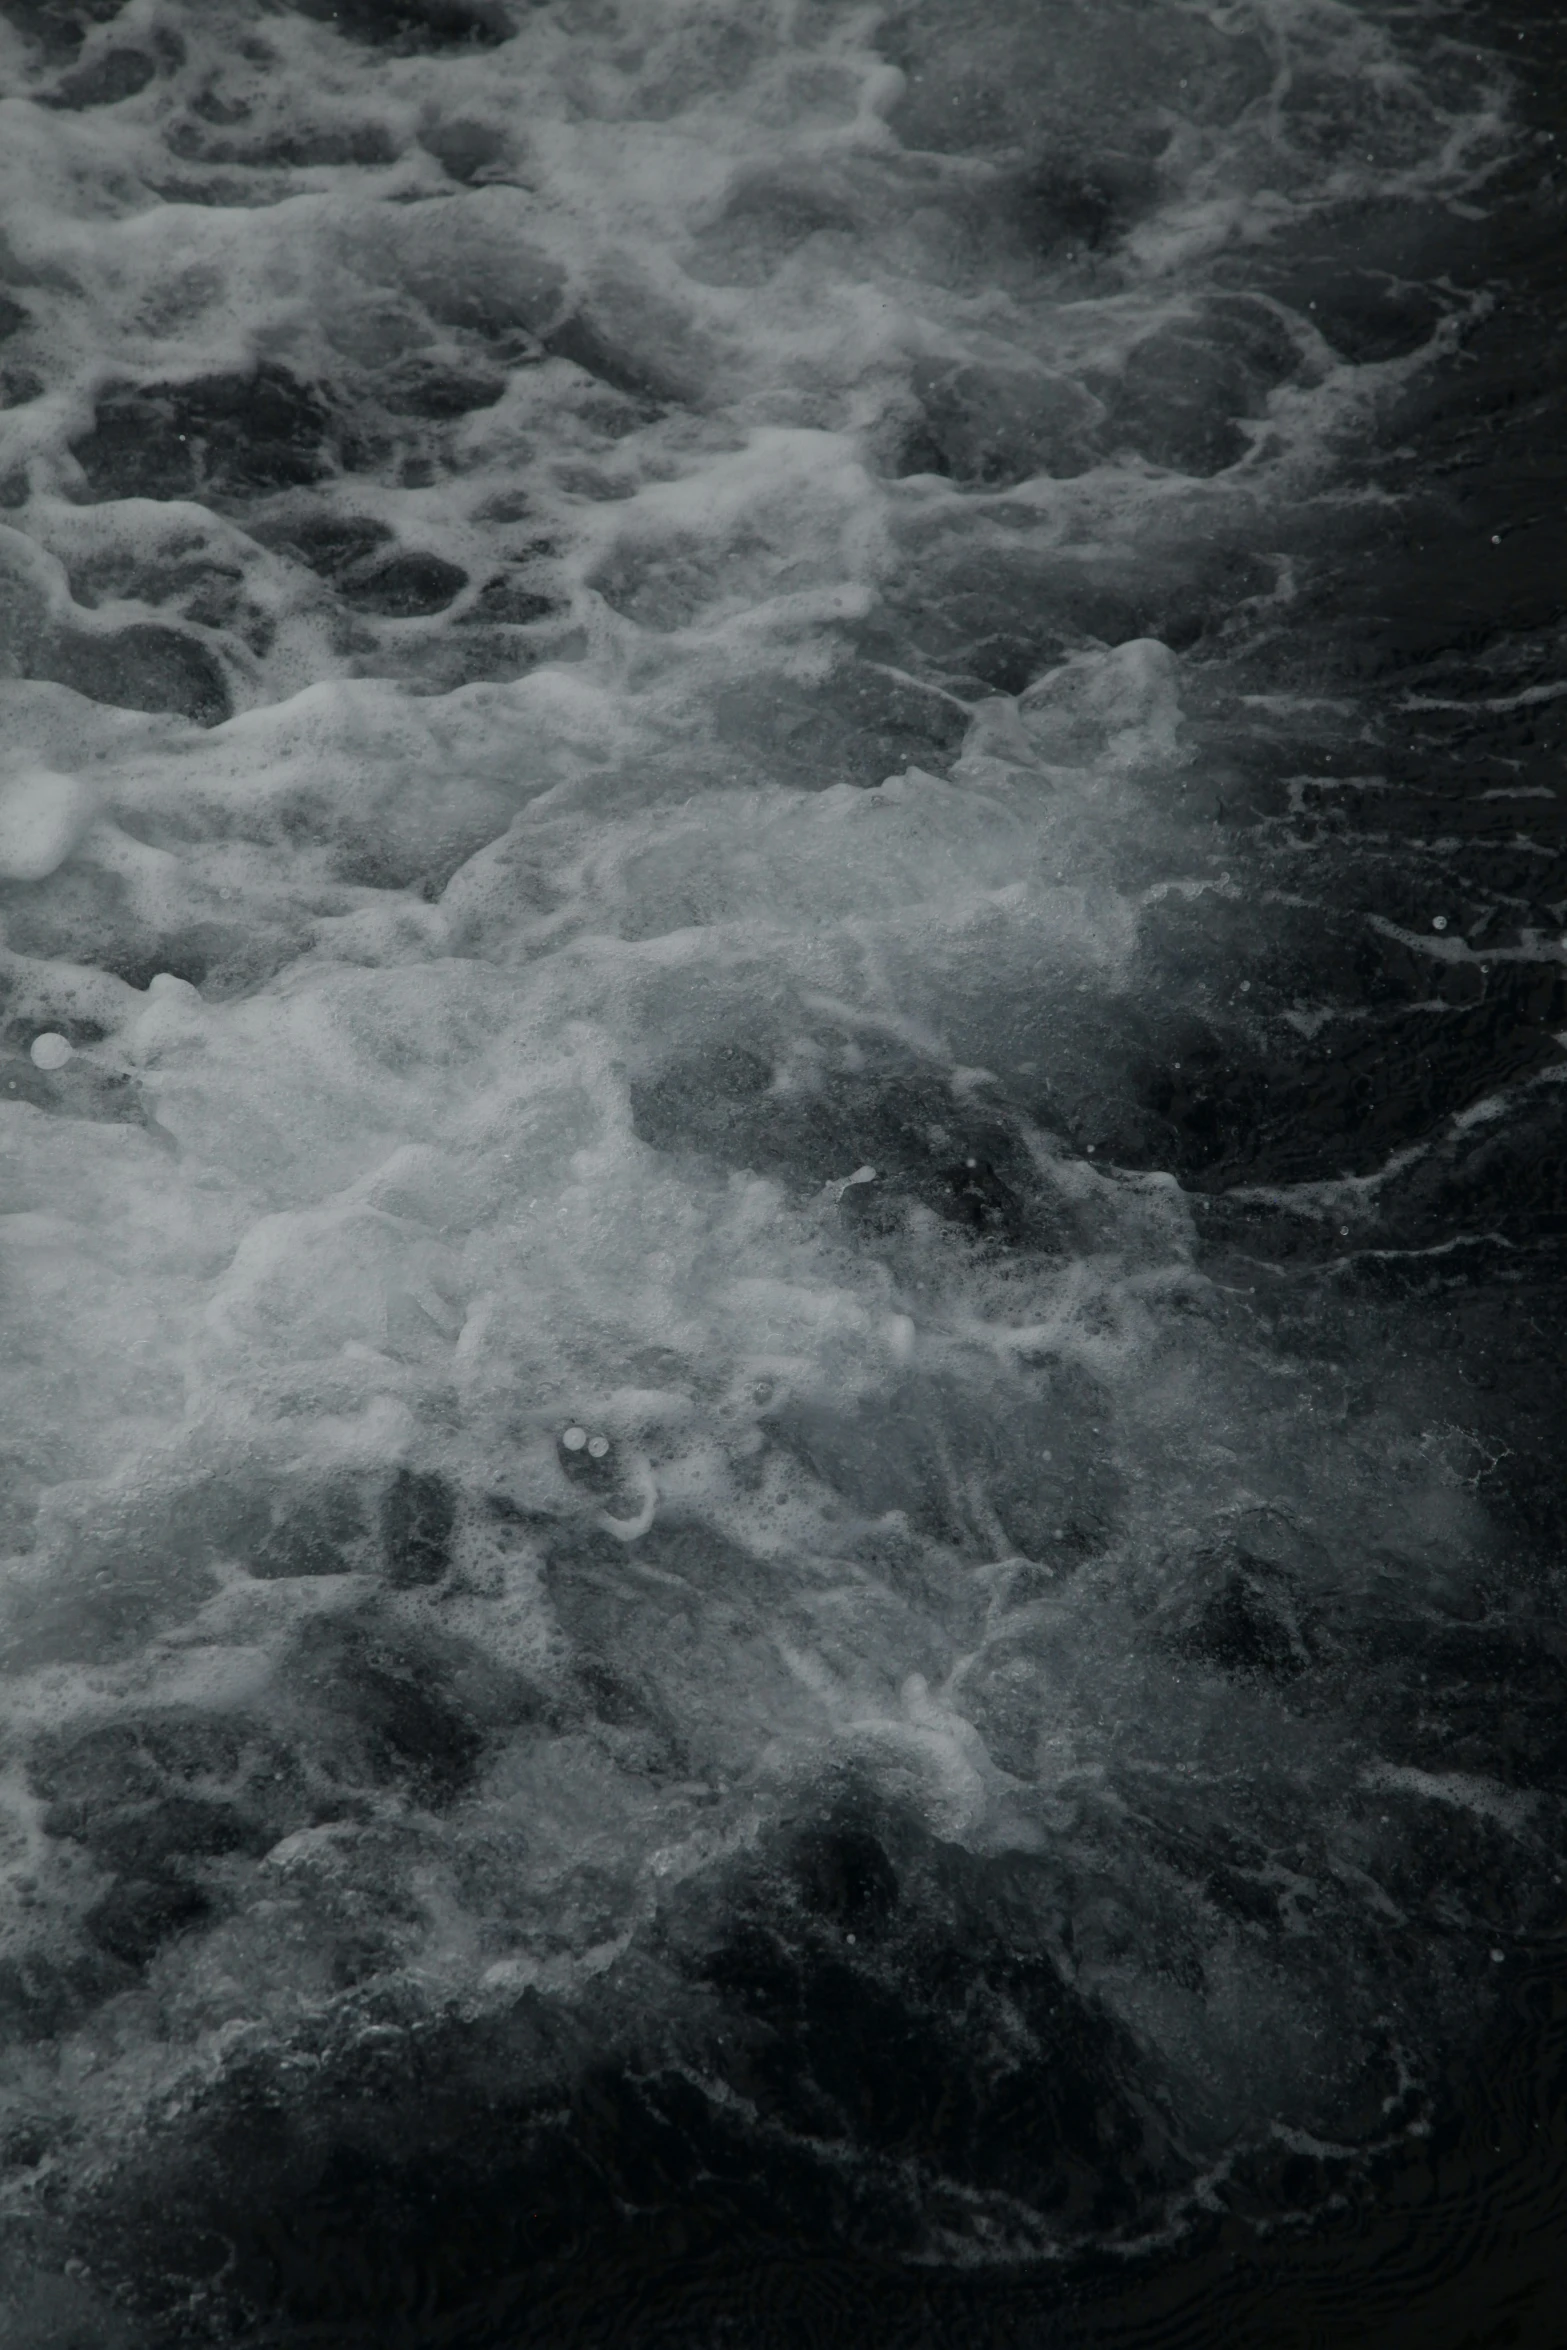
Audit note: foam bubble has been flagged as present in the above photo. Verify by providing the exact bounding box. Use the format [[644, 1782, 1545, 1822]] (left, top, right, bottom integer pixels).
[[0, 766, 97, 881]]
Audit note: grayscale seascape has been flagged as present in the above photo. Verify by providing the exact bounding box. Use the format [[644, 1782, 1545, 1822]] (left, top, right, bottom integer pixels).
[[1, 3, 1566, 2343]]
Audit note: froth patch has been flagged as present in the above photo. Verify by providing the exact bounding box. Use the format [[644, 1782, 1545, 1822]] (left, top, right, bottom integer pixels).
[[0, 0, 1548, 2311], [0, 765, 96, 880]]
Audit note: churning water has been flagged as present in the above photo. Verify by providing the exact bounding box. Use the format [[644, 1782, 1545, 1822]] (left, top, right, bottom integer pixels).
[[1, 1, 1566, 2342]]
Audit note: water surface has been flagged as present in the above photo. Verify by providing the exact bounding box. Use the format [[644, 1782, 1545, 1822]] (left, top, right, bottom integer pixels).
[[1, 2, 1565, 2342]]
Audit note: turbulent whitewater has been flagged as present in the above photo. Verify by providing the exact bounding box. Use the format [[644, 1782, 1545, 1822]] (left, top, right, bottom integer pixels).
[[0, 2, 1564, 2342]]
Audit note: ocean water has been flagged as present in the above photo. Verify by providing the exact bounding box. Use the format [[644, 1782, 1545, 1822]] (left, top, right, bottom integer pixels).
[[1, 1, 1565, 2342]]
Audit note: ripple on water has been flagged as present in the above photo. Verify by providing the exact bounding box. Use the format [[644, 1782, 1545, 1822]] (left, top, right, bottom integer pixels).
[[0, 0, 1563, 2340]]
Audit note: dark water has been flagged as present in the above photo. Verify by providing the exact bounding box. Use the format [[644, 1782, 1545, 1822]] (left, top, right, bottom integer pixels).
[[2, 1, 1567, 2343]]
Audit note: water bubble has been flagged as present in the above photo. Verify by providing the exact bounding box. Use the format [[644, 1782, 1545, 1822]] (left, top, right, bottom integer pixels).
[[561, 1426, 588, 1451], [826, 1164, 878, 1201], [29, 1033, 74, 1071], [0, 768, 98, 883]]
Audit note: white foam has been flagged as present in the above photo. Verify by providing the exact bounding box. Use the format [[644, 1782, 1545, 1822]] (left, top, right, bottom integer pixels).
[[0, 766, 97, 882], [0, 0, 1531, 2274]]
